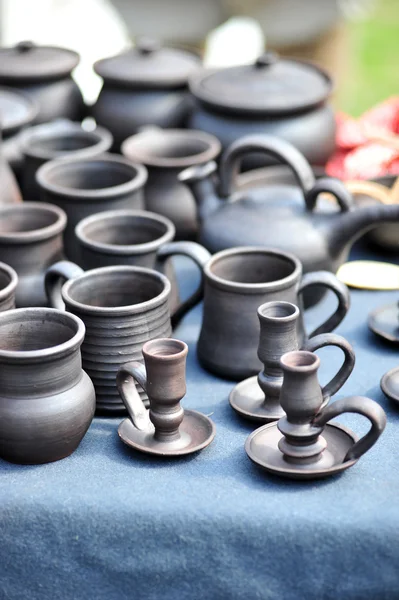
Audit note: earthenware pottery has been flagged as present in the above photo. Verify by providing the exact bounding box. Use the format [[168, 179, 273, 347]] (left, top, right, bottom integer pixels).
[[36, 153, 147, 262], [117, 338, 215, 456], [0, 307, 95, 464], [0, 86, 38, 177], [229, 300, 355, 422], [0, 41, 85, 124], [20, 119, 113, 200], [75, 210, 211, 314], [180, 134, 399, 305], [0, 261, 18, 311], [246, 350, 386, 480], [0, 202, 66, 307], [92, 39, 200, 150], [0, 129, 22, 205], [187, 51, 336, 168], [45, 263, 205, 412], [381, 366, 399, 405], [121, 128, 221, 239], [368, 303, 399, 344], [197, 246, 350, 380], [337, 261, 399, 290]]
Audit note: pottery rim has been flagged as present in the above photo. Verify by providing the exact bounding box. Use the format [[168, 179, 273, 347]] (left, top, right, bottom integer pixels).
[[258, 300, 300, 322], [0, 261, 18, 301], [36, 154, 148, 200], [61, 265, 171, 316], [143, 338, 188, 361], [121, 129, 221, 169], [0, 307, 85, 362], [0, 202, 67, 244], [75, 209, 175, 256], [21, 122, 113, 161], [204, 247, 302, 294], [280, 350, 320, 373]]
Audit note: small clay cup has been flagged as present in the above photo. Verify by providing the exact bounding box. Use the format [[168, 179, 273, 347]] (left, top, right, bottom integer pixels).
[[197, 246, 350, 380], [0, 201, 66, 307], [0, 307, 95, 464], [122, 128, 221, 239], [36, 153, 147, 262], [21, 120, 113, 199]]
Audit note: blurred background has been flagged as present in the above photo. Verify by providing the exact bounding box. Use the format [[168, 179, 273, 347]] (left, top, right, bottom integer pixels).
[[0, 0, 397, 114]]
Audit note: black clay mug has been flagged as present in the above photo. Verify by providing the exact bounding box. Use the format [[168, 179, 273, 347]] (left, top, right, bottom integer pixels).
[[45, 262, 205, 412], [198, 246, 350, 380], [74, 210, 211, 314]]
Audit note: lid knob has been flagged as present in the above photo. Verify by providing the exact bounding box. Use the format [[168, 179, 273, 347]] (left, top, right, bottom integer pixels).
[[16, 40, 35, 53], [255, 51, 278, 68], [136, 37, 161, 55]]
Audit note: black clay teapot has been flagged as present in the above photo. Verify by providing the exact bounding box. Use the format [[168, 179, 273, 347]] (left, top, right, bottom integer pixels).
[[180, 135, 399, 305]]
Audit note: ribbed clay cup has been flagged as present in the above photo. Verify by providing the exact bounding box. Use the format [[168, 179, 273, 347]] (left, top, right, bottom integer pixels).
[[0, 202, 66, 307], [121, 128, 221, 239], [49, 265, 173, 412], [0, 307, 95, 464], [0, 261, 18, 311], [36, 153, 148, 262], [21, 120, 113, 200]]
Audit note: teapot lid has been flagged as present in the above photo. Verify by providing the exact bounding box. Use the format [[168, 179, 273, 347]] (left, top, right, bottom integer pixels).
[[94, 38, 200, 88], [0, 87, 37, 136], [0, 41, 80, 83], [189, 52, 332, 115]]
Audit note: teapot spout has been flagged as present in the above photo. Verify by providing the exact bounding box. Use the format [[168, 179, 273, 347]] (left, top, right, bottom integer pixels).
[[179, 161, 222, 222], [328, 202, 399, 260]]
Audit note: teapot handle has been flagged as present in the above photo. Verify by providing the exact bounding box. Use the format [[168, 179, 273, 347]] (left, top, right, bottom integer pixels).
[[218, 134, 315, 198], [305, 177, 355, 212], [313, 396, 386, 462]]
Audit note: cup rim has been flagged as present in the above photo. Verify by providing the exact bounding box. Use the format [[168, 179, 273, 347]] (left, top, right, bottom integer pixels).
[[0, 261, 18, 301], [142, 337, 188, 361], [62, 265, 171, 316], [0, 201, 67, 244], [0, 307, 85, 362], [121, 128, 221, 168], [280, 350, 320, 372], [21, 121, 113, 161], [258, 300, 300, 322], [36, 153, 148, 200], [204, 247, 302, 294], [75, 209, 175, 256]]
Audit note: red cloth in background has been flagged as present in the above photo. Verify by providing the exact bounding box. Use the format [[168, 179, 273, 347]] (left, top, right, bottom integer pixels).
[[326, 97, 399, 180]]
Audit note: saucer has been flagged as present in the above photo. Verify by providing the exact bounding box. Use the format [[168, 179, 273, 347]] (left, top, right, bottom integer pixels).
[[381, 366, 399, 404], [368, 302, 399, 344], [245, 422, 358, 480], [229, 376, 284, 422], [118, 409, 216, 456]]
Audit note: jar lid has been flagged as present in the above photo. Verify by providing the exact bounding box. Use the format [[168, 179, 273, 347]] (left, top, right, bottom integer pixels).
[[0, 41, 80, 83], [189, 52, 332, 115], [94, 38, 200, 88], [0, 87, 37, 136]]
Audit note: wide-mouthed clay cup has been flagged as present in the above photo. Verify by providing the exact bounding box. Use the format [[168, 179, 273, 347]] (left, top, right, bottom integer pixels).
[[21, 120, 113, 200], [0, 307, 95, 464], [0, 201, 66, 307], [75, 209, 210, 314], [36, 153, 147, 262], [45, 262, 204, 412], [197, 246, 350, 380], [121, 128, 221, 239]]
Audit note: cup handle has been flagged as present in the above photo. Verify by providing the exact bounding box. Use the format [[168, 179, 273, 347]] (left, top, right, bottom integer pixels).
[[156, 241, 211, 327], [303, 333, 355, 401], [116, 362, 153, 432], [299, 270, 350, 337], [313, 395, 386, 462], [45, 260, 84, 311]]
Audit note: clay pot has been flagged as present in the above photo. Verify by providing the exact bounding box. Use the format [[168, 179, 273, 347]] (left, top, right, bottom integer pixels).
[[197, 247, 350, 380], [45, 262, 205, 412], [75, 210, 210, 314], [36, 154, 147, 262], [0, 307, 95, 464], [0, 202, 66, 307], [0, 261, 18, 311], [121, 128, 221, 239], [0, 41, 85, 124], [20, 120, 113, 200], [91, 39, 200, 150]]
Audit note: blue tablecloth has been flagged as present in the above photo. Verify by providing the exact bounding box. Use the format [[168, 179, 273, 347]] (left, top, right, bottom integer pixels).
[[2, 242, 399, 600]]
